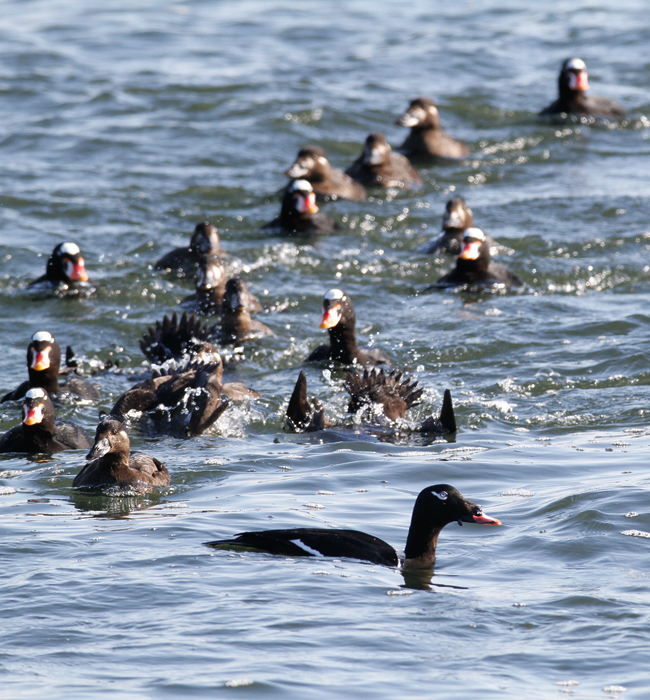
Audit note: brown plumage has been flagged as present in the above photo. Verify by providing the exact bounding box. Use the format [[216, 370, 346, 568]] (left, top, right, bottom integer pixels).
[[285, 371, 330, 432], [345, 368, 423, 421], [139, 311, 219, 365]]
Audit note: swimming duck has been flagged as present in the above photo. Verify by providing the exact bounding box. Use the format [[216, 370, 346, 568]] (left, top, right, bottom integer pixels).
[[1, 331, 100, 402], [286, 369, 456, 434], [0, 388, 92, 453], [539, 58, 626, 119], [28, 242, 91, 291], [263, 179, 341, 235], [421, 198, 478, 255], [284, 146, 366, 201], [155, 222, 225, 277], [345, 133, 422, 189], [306, 289, 390, 366], [215, 278, 274, 344], [432, 228, 523, 290], [73, 417, 169, 488], [205, 484, 500, 568], [396, 97, 470, 160]]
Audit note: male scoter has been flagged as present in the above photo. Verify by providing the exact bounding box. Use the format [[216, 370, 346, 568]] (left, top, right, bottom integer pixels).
[[263, 179, 340, 235], [205, 484, 500, 568], [28, 242, 91, 291], [432, 228, 523, 290], [73, 418, 169, 488], [155, 222, 225, 277], [539, 58, 626, 119], [2, 331, 100, 402], [396, 97, 470, 160], [285, 146, 366, 201], [215, 278, 274, 344], [0, 388, 92, 453], [306, 289, 390, 366], [345, 133, 422, 189]]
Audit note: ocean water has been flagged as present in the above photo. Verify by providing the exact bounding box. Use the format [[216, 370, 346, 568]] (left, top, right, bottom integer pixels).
[[1, 1, 650, 698]]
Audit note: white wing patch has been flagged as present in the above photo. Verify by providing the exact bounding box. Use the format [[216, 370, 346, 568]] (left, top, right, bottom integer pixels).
[[290, 539, 324, 556]]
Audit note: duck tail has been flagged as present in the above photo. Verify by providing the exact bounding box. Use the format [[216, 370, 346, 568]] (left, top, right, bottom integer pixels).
[[439, 389, 456, 433]]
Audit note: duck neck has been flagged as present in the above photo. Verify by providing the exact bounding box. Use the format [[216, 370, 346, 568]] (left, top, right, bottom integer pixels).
[[403, 516, 441, 570], [28, 368, 60, 395], [221, 309, 252, 337], [23, 421, 56, 452], [329, 322, 359, 364]]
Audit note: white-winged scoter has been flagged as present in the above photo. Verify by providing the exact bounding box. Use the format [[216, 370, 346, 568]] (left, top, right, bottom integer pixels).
[[205, 484, 500, 568]]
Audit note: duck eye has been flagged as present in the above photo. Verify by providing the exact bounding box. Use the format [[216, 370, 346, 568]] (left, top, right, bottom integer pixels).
[[431, 490, 448, 501]]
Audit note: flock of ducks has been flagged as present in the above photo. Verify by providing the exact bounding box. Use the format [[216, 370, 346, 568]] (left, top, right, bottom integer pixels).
[[0, 57, 625, 569]]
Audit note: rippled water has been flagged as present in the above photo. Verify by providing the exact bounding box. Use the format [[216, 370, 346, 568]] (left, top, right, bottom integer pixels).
[[2, 1, 650, 698]]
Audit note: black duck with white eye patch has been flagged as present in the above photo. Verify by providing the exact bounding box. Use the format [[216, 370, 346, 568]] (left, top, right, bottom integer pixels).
[[205, 483, 501, 569]]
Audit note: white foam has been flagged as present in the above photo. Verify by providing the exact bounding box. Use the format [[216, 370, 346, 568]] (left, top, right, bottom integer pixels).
[[59, 242, 81, 255], [32, 331, 54, 343], [324, 288, 345, 301]]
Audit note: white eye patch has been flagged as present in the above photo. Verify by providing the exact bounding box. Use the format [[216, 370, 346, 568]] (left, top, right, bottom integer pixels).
[[32, 331, 54, 343], [290, 179, 312, 193], [59, 242, 81, 256], [430, 490, 448, 501], [565, 58, 587, 71], [463, 227, 486, 242], [290, 539, 324, 557], [26, 387, 47, 399], [324, 288, 345, 301]]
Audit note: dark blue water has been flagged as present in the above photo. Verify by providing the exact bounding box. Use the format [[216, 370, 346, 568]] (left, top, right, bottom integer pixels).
[[1, 1, 650, 698]]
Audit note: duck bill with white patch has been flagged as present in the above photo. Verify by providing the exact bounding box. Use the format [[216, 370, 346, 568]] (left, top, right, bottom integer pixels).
[[568, 69, 589, 92], [23, 403, 45, 426]]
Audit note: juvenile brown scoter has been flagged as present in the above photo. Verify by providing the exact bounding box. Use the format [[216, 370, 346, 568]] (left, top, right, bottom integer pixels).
[[0, 388, 92, 453], [263, 179, 341, 235], [205, 484, 501, 568], [539, 57, 626, 119], [73, 417, 169, 488], [155, 222, 225, 277], [2, 331, 100, 402], [396, 97, 470, 160], [345, 133, 422, 189], [285, 146, 366, 201], [306, 289, 390, 366], [432, 228, 523, 290], [421, 198, 475, 255], [215, 278, 274, 344]]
